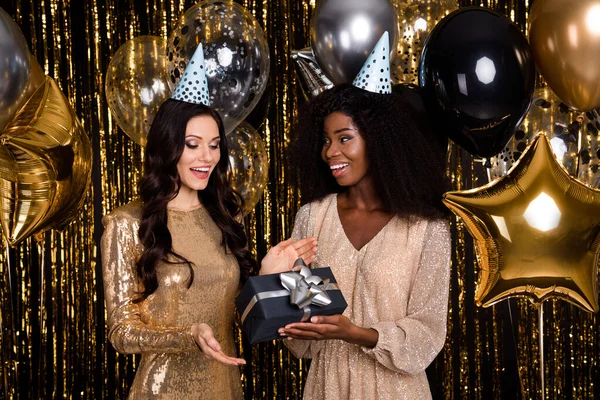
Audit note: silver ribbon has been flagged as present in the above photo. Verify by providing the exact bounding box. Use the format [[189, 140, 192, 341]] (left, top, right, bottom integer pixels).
[[280, 258, 334, 309], [240, 259, 339, 323]]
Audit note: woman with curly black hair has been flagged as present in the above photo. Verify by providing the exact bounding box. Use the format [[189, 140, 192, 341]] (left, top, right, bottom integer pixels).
[[100, 47, 316, 399], [275, 76, 452, 398]]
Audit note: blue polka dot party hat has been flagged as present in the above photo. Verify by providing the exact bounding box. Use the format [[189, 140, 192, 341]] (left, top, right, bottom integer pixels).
[[171, 45, 210, 105], [352, 31, 392, 94]]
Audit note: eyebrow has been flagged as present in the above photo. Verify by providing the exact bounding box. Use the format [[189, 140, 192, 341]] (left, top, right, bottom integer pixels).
[[323, 127, 355, 135], [186, 135, 221, 141]]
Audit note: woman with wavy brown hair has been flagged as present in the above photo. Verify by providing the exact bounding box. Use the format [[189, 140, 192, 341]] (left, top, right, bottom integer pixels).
[[100, 47, 316, 399]]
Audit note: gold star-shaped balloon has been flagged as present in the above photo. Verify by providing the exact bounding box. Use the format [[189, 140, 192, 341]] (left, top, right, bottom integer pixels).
[[443, 133, 600, 312], [0, 76, 92, 246]]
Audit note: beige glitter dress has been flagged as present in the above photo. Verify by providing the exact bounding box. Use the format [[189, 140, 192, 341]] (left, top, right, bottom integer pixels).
[[286, 194, 451, 400], [101, 200, 243, 399]]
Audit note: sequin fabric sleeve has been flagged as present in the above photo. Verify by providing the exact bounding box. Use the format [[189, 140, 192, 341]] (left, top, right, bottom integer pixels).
[[100, 206, 198, 355], [284, 203, 325, 359], [361, 219, 451, 374]]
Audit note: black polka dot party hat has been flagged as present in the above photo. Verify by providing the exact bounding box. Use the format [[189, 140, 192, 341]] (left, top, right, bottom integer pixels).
[[171, 45, 210, 106], [352, 31, 391, 94]]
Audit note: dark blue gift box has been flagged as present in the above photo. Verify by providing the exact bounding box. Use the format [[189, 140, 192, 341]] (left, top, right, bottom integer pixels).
[[235, 266, 348, 344]]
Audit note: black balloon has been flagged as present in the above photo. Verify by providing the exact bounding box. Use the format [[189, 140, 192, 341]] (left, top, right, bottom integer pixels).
[[418, 7, 535, 158]]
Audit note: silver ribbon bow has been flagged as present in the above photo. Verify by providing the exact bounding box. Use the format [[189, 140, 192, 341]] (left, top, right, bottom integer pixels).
[[279, 259, 333, 309], [240, 259, 340, 324]]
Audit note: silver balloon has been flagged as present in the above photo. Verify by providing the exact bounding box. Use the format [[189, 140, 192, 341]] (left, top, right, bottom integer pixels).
[[226, 122, 268, 215], [167, 1, 270, 134], [310, 0, 398, 85], [292, 48, 334, 101], [390, 0, 458, 84], [488, 86, 600, 188], [0, 8, 32, 132]]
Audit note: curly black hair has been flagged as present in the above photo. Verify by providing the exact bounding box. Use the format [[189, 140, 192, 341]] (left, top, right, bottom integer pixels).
[[135, 99, 257, 301], [290, 84, 449, 219]]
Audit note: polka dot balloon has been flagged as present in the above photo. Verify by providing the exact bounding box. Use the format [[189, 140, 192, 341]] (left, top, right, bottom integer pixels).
[[488, 86, 600, 188], [390, 0, 458, 85], [105, 36, 173, 146], [226, 122, 269, 214], [167, 1, 270, 134]]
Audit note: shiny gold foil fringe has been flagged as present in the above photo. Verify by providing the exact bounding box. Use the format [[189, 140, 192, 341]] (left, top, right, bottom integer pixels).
[[1, 0, 599, 398]]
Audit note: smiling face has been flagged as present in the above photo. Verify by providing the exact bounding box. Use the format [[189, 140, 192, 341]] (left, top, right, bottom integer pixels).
[[176, 114, 221, 197], [321, 111, 369, 187]]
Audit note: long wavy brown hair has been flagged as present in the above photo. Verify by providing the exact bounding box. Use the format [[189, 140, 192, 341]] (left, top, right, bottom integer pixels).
[[135, 98, 256, 301]]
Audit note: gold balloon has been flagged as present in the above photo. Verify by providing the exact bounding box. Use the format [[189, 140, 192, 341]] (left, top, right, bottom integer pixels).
[[0, 76, 92, 246], [105, 36, 173, 146], [529, 0, 600, 111], [226, 122, 268, 215], [390, 0, 458, 84], [444, 133, 600, 312], [488, 86, 600, 188]]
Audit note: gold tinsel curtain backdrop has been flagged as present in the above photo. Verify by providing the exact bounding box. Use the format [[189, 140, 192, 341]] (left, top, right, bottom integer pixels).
[[1, 0, 599, 398]]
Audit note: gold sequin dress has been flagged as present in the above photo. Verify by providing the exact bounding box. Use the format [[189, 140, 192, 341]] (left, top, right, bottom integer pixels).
[[286, 194, 451, 400], [101, 200, 243, 399]]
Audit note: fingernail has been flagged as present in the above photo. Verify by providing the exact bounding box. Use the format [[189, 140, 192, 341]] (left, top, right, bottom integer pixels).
[[311, 316, 318, 323]]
